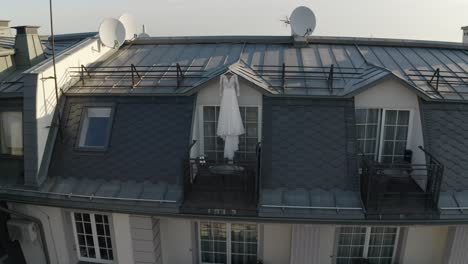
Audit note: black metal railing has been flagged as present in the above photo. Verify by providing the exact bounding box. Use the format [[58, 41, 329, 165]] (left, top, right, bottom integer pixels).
[[182, 141, 262, 208], [360, 146, 444, 215]]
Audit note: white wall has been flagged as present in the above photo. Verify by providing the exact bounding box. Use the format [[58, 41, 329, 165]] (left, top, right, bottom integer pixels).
[[159, 218, 194, 264], [262, 223, 292, 264], [400, 226, 448, 264], [112, 213, 135, 264], [191, 77, 264, 158]]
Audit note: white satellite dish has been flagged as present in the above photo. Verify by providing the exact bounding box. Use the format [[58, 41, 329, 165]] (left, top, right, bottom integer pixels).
[[119, 13, 137, 40], [290, 6, 316, 36], [98, 18, 126, 48]]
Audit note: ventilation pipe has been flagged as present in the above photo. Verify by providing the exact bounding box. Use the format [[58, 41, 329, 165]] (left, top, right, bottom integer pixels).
[[462, 26, 468, 44], [12, 26, 45, 67]]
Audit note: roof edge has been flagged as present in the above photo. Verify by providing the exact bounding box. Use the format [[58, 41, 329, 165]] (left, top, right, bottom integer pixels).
[[129, 35, 468, 50]]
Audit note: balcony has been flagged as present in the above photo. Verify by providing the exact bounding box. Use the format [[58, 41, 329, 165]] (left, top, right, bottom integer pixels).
[[360, 147, 444, 219], [180, 143, 261, 216]]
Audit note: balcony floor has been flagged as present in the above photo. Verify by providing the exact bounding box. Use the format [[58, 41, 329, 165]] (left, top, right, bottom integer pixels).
[[181, 170, 257, 216]]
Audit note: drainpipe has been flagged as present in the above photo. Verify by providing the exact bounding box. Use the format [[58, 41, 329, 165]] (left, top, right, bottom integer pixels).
[[0, 204, 51, 264]]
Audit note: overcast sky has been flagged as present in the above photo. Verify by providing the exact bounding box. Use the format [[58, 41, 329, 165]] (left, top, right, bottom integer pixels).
[[2, 0, 467, 42]]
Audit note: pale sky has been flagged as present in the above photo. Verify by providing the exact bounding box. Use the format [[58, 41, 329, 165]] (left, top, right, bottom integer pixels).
[[2, 0, 468, 42]]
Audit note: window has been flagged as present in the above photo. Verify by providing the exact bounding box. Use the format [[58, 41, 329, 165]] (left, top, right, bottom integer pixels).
[[203, 106, 259, 161], [78, 107, 112, 149], [0, 111, 23, 156], [71, 212, 114, 263], [336, 226, 399, 264], [199, 222, 258, 264], [356, 109, 411, 163]]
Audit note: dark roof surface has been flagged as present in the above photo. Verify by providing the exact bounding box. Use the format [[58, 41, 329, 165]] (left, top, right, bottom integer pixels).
[[66, 36, 468, 100], [48, 96, 194, 185], [421, 101, 468, 191], [261, 97, 358, 191]]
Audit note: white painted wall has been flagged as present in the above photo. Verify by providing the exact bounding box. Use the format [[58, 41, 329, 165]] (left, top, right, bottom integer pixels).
[[191, 77, 264, 158], [262, 223, 292, 264], [400, 226, 448, 264], [112, 213, 135, 264], [159, 218, 194, 264], [24, 36, 114, 184]]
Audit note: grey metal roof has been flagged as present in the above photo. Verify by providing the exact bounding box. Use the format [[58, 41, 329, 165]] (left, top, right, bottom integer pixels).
[[65, 37, 468, 100], [0, 36, 14, 49], [41, 32, 97, 58]]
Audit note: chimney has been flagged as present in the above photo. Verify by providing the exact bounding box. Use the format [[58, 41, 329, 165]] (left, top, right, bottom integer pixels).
[[0, 20, 12, 37], [462, 26, 468, 44], [12, 26, 45, 67]]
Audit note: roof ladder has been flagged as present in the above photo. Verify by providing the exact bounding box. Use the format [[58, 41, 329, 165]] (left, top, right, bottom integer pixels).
[[176, 63, 185, 89], [328, 64, 334, 94], [80, 64, 91, 86], [130, 64, 142, 88]]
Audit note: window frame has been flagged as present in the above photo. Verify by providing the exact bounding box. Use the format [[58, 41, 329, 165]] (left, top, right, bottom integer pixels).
[[198, 104, 262, 161], [356, 108, 414, 163], [75, 104, 115, 152], [198, 221, 260, 264], [0, 110, 23, 157], [334, 226, 400, 264], [70, 211, 115, 264]]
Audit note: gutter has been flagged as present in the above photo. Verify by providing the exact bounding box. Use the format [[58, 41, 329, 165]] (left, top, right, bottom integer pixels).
[[0, 204, 51, 264], [0, 186, 177, 203]]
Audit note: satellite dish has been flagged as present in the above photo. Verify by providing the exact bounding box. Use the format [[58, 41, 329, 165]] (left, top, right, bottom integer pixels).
[[290, 6, 316, 36], [119, 13, 137, 40], [98, 18, 126, 48]]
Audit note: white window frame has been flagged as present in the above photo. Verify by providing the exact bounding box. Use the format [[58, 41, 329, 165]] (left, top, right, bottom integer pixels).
[[70, 212, 114, 264], [356, 108, 414, 162], [198, 105, 262, 159], [335, 226, 400, 264], [198, 221, 260, 264]]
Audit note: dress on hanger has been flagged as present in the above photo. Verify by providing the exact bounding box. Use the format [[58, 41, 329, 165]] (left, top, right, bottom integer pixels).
[[217, 74, 245, 160]]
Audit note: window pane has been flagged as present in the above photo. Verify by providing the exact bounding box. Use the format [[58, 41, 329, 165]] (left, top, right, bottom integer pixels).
[[200, 222, 227, 264], [385, 110, 397, 125], [355, 109, 367, 124], [0, 112, 23, 155], [204, 122, 216, 137], [204, 107, 216, 121], [383, 126, 395, 140], [398, 111, 410, 125], [245, 107, 258, 122], [79, 108, 111, 148], [396, 126, 408, 140]]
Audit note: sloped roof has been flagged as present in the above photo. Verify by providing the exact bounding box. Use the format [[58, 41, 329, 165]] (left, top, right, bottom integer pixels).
[[65, 36, 468, 100]]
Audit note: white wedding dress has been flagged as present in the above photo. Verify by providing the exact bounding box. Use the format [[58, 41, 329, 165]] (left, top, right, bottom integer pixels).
[[217, 74, 245, 160]]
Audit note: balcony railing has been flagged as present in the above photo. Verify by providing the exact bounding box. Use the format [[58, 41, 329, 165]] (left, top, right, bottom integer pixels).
[[181, 141, 262, 216], [360, 146, 444, 218]]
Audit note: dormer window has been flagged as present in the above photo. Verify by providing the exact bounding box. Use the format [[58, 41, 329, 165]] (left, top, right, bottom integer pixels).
[[78, 107, 113, 150], [0, 111, 23, 156], [356, 109, 411, 163]]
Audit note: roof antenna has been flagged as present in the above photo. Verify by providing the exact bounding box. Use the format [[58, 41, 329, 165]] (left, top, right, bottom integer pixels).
[[280, 16, 290, 27], [139, 24, 150, 38], [49, 0, 63, 140]]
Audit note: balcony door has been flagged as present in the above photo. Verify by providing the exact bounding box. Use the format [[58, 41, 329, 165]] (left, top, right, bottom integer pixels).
[[356, 109, 412, 163]]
